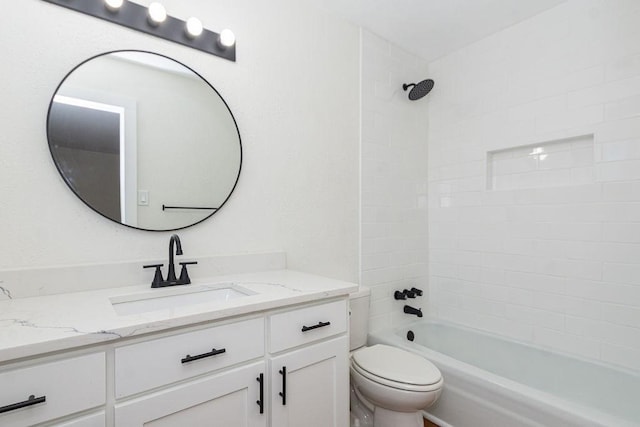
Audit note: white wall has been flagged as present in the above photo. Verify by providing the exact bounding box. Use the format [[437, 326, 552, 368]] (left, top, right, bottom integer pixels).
[[428, 0, 640, 371], [0, 0, 359, 284], [360, 30, 430, 332]]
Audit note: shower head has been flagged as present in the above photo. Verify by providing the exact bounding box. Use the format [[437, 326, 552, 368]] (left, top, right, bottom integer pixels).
[[403, 79, 434, 101]]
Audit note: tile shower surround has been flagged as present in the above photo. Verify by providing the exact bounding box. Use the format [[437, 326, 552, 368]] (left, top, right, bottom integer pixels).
[[487, 134, 595, 191], [359, 30, 430, 333], [427, 0, 640, 372]]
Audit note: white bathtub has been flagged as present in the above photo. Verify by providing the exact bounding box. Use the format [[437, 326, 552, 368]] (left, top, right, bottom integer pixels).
[[368, 320, 640, 427]]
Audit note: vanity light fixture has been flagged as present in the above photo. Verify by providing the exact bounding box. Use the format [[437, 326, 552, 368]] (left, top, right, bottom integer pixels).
[[147, 2, 167, 26], [104, 0, 123, 12], [41, 0, 236, 61], [219, 29, 236, 47], [185, 17, 204, 38]]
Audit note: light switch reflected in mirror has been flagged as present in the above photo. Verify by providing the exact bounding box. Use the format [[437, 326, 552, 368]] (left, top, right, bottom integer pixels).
[[47, 50, 242, 231]]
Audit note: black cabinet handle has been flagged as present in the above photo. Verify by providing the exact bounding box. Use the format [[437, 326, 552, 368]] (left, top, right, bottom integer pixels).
[[256, 373, 264, 414], [301, 321, 331, 332], [278, 366, 287, 405], [0, 395, 46, 414], [181, 347, 226, 364]]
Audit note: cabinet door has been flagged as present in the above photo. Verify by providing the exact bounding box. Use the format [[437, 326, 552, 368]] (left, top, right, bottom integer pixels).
[[52, 411, 105, 427], [270, 336, 349, 427], [115, 362, 266, 427]]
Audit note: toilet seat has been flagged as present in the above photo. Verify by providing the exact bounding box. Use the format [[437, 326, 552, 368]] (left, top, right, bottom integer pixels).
[[351, 344, 443, 392]]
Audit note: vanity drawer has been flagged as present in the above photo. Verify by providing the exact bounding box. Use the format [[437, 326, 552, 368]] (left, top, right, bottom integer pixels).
[[55, 411, 105, 427], [269, 299, 348, 353], [0, 353, 105, 427], [115, 317, 264, 398]]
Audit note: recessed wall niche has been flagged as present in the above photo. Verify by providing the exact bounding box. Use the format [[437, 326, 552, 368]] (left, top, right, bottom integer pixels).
[[487, 134, 595, 191]]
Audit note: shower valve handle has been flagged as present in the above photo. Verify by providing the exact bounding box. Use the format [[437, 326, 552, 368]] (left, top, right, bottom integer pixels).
[[403, 289, 416, 298], [410, 287, 423, 296], [394, 290, 407, 300]]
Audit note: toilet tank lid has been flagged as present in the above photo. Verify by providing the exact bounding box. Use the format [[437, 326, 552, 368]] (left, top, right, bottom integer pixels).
[[352, 344, 441, 386], [350, 286, 370, 299]]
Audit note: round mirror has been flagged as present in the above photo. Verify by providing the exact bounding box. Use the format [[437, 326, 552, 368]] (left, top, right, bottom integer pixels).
[[47, 50, 242, 231]]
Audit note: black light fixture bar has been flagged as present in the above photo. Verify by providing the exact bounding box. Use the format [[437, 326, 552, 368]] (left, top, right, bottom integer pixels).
[[42, 0, 236, 62]]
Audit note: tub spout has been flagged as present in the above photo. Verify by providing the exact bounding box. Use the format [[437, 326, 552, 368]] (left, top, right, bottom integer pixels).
[[404, 305, 423, 317]]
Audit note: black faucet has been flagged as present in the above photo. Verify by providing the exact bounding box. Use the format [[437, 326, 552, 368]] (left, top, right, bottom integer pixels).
[[166, 234, 183, 283], [404, 305, 423, 317], [394, 287, 423, 300], [143, 234, 197, 288]]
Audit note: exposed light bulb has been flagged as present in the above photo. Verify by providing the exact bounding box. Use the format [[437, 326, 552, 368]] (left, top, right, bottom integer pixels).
[[185, 17, 203, 38], [104, 0, 123, 11], [147, 2, 167, 25], [219, 29, 235, 47]]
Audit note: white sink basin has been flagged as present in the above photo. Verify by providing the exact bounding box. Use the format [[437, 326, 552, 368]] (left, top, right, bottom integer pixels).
[[110, 284, 252, 316]]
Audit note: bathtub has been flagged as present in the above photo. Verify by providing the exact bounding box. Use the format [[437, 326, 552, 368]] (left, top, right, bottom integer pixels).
[[368, 320, 640, 427]]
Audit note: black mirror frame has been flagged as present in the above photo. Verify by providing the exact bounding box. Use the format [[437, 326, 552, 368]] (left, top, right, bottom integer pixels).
[[46, 49, 242, 232]]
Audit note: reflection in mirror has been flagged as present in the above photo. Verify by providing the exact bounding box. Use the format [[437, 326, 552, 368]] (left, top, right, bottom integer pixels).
[[47, 51, 242, 231]]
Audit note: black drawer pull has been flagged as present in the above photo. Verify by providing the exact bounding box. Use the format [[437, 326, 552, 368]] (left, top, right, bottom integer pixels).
[[301, 321, 331, 332], [181, 347, 226, 364], [279, 366, 287, 405], [256, 373, 264, 414], [0, 395, 46, 414]]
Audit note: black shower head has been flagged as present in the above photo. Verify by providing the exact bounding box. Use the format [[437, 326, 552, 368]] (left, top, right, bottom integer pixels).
[[403, 79, 434, 101]]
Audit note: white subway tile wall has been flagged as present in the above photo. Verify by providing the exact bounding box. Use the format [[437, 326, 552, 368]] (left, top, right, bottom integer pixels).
[[360, 30, 429, 331], [427, 1, 640, 371], [488, 135, 595, 191]]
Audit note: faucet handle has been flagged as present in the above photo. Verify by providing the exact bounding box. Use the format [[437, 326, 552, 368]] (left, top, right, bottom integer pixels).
[[403, 289, 417, 298], [394, 290, 407, 300], [178, 261, 198, 285], [410, 287, 423, 296], [143, 264, 164, 288]]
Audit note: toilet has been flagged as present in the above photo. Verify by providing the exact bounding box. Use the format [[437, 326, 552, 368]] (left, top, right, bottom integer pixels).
[[349, 287, 443, 427]]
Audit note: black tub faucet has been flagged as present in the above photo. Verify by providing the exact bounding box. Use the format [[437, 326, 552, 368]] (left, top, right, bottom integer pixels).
[[143, 234, 197, 288], [404, 305, 423, 317], [395, 287, 423, 300]]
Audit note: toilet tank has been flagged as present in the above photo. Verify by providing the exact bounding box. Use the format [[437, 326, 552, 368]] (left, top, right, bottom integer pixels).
[[349, 286, 370, 351]]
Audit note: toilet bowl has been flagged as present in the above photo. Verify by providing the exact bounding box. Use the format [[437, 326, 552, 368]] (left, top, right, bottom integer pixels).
[[349, 287, 443, 427]]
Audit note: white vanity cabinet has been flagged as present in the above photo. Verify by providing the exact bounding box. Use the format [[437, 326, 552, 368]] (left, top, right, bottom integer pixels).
[[0, 293, 351, 427], [268, 300, 350, 427], [113, 298, 350, 427], [0, 353, 105, 427]]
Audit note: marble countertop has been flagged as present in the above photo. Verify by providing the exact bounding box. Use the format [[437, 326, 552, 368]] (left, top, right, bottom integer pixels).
[[0, 269, 358, 363]]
